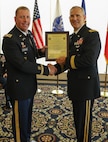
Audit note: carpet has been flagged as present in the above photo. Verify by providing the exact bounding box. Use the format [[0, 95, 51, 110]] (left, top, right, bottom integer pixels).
[[0, 84, 108, 142]]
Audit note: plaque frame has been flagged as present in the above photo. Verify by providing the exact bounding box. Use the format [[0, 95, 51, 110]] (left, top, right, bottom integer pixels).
[[45, 31, 69, 61]]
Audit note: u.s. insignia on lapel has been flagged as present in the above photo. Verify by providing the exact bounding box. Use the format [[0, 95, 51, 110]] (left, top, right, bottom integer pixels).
[[19, 34, 26, 41]]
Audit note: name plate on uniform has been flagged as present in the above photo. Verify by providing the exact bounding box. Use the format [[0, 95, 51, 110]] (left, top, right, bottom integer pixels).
[[45, 31, 69, 61]]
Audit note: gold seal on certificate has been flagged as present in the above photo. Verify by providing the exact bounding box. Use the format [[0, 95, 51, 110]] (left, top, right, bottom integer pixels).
[[45, 31, 69, 61]]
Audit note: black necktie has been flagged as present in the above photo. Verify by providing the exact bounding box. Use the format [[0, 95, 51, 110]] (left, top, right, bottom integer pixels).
[[70, 33, 77, 43], [27, 33, 33, 47]]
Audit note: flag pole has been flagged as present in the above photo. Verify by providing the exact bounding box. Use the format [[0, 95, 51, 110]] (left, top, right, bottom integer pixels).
[[101, 23, 108, 97], [101, 64, 108, 97], [55, 0, 61, 94], [50, 0, 52, 30], [104, 64, 108, 89], [32, 0, 44, 93], [50, 0, 60, 94], [51, 0, 63, 95]]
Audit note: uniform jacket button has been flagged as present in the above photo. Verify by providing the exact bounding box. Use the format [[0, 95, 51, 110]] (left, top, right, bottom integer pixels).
[[88, 76, 90, 79], [16, 79, 19, 82]]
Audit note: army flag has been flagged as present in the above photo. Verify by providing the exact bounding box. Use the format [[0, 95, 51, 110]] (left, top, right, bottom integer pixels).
[[52, 0, 64, 31]]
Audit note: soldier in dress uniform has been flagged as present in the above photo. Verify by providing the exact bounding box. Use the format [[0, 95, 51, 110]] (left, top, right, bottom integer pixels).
[[55, 6, 101, 142], [2, 6, 56, 142], [0, 54, 12, 109]]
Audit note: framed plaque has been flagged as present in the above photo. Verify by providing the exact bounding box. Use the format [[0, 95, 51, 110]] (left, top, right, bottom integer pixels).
[[45, 31, 69, 61]]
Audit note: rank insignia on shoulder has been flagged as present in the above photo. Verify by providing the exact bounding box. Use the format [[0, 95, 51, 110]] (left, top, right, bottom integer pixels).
[[89, 29, 97, 33], [4, 34, 12, 38]]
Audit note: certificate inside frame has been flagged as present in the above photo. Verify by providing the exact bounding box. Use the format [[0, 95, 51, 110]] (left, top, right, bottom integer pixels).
[[45, 31, 69, 61]]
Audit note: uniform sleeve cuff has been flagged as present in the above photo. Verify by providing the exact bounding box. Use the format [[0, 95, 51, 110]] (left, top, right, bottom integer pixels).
[[70, 55, 77, 69]]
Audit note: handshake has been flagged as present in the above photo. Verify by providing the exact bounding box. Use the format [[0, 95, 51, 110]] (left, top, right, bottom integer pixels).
[[48, 63, 57, 75], [47, 56, 66, 76]]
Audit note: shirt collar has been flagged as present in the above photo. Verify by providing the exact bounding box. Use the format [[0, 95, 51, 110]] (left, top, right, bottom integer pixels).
[[74, 24, 85, 34], [16, 26, 28, 36]]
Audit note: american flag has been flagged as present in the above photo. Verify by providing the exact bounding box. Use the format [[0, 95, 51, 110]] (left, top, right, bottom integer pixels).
[[32, 0, 44, 49]]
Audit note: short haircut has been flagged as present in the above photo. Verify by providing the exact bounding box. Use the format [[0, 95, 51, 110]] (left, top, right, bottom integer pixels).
[[70, 6, 85, 15], [15, 6, 29, 16]]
